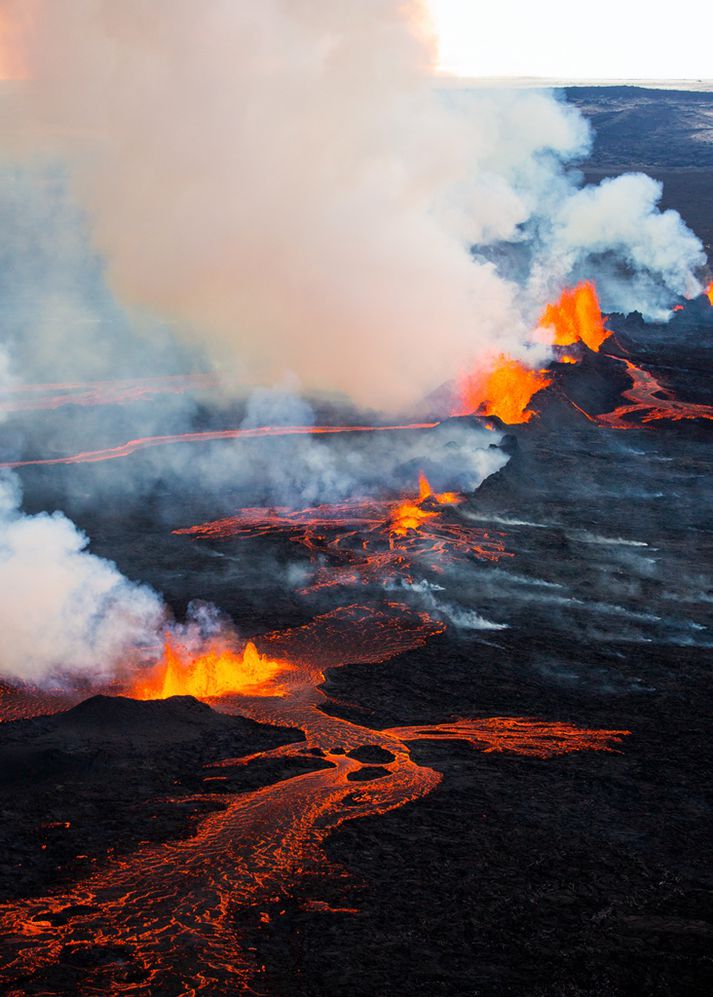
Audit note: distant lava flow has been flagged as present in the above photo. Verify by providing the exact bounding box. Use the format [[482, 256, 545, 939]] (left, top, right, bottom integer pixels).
[[581, 355, 713, 429], [385, 718, 629, 758], [0, 372, 217, 414], [707, 281, 713, 306], [0, 603, 630, 993], [174, 473, 511, 591], [0, 421, 439, 470]]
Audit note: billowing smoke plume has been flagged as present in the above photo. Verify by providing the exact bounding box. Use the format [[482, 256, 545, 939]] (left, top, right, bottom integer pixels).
[[0, 471, 165, 684], [529, 172, 705, 318], [0, 0, 705, 410]]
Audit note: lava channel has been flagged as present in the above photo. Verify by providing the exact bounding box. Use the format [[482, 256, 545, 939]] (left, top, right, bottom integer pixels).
[[0, 603, 629, 994]]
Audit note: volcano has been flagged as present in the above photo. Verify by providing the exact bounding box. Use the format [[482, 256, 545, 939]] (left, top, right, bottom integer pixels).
[[0, 83, 712, 997]]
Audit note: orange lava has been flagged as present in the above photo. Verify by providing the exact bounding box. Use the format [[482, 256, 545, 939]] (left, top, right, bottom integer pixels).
[[0, 421, 439, 470], [454, 355, 552, 424], [706, 282, 713, 306], [539, 281, 610, 353], [174, 477, 509, 593], [385, 717, 630, 759], [588, 355, 713, 429], [128, 635, 292, 700], [388, 472, 460, 537], [0, 603, 631, 993]]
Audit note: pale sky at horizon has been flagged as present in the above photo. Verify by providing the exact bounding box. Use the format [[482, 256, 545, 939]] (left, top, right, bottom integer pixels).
[[429, 0, 712, 81]]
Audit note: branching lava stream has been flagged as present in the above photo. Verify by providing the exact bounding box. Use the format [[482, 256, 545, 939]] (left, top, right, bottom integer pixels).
[[0, 602, 629, 994]]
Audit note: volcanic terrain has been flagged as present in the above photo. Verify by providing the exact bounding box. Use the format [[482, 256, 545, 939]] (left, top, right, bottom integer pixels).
[[0, 87, 712, 997]]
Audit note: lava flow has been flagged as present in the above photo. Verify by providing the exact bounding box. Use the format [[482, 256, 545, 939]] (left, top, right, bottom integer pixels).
[[174, 473, 510, 592], [0, 602, 630, 994], [385, 718, 630, 759], [589, 355, 713, 429], [0, 372, 218, 415], [0, 421, 439, 470]]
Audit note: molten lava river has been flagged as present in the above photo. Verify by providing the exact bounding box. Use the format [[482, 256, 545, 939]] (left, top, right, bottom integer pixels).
[[0, 474, 631, 995]]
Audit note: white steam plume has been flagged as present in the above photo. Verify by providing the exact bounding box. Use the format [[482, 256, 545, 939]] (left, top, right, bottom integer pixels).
[[529, 173, 706, 317], [0, 0, 706, 411], [0, 471, 165, 685]]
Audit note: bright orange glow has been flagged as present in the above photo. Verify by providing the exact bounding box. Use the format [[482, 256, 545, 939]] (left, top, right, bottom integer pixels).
[[559, 354, 578, 364], [129, 635, 291, 700], [540, 281, 610, 353], [389, 473, 461, 536], [706, 282, 713, 306], [455, 355, 552, 424], [417, 471, 460, 505]]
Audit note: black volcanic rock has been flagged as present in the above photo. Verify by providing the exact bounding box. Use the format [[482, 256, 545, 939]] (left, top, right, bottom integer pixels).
[[346, 744, 395, 764], [346, 765, 391, 782], [0, 695, 304, 903]]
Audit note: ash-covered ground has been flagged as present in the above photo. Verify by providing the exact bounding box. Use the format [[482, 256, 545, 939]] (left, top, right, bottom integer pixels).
[[1, 88, 712, 996]]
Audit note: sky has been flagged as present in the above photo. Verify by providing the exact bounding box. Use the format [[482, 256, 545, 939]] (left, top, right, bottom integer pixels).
[[429, 0, 712, 81], [0, 3, 709, 83]]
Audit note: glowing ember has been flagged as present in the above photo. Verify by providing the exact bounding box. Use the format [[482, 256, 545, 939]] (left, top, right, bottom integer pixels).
[[455, 355, 552, 424], [558, 353, 578, 364], [539, 281, 610, 353], [706, 282, 713, 306], [129, 635, 291, 700]]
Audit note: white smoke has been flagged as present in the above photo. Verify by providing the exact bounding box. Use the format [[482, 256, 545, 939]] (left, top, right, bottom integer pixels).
[[1, 0, 703, 412], [529, 173, 706, 317], [0, 471, 166, 685]]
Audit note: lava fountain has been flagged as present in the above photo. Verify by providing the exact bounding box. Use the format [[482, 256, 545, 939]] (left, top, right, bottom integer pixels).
[[454, 354, 553, 424], [539, 281, 611, 353], [128, 635, 292, 700]]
